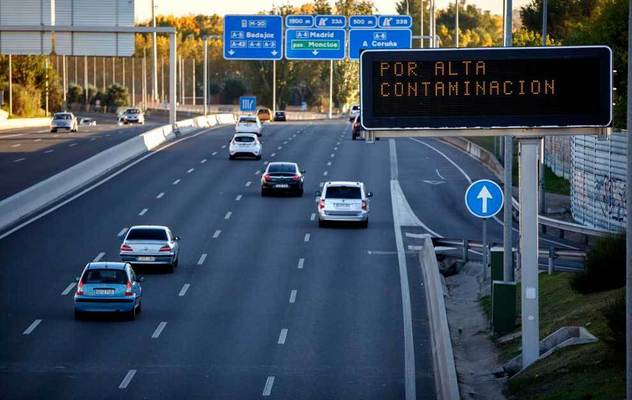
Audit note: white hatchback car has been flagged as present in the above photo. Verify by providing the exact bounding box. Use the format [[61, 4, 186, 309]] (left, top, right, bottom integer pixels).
[[316, 181, 372, 228], [229, 133, 262, 160], [236, 115, 262, 136]]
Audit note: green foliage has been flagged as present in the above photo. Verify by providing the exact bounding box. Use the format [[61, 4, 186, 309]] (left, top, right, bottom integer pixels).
[[602, 291, 625, 358], [67, 84, 83, 104], [11, 83, 42, 117], [221, 77, 248, 104], [435, 3, 503, 47], [520, 0, 607, 41], [512, 29, 559, 46], [571, 234, 626, 294], [106, 84, 129, 109]]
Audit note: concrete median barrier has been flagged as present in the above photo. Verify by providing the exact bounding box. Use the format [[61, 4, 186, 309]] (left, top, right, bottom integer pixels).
[[0, 117, 51, 132]]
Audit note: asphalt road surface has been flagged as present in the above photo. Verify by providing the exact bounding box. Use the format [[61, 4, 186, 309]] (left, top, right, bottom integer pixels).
[[0, 120, 579, 399]]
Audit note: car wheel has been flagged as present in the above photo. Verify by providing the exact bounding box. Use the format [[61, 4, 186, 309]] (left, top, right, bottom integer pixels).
[[136, 301, 142, 314], [50, 129, 57, 133], [74, 310, 83, 320], [127, 306, 136, 320], [318, 219, 327, 228], [229, 155, 235, 160], [256, 155, 262, 160], [296, 188, 304, 197], [166, 263, 175, 273], [360, 220, 369, 229], [261, 189, 268, 197], [352, 134, 356, 140]]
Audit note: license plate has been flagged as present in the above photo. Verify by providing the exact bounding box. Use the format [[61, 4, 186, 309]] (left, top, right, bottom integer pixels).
[[138, 256, 155, 262], [275, 184, 289, 188], [94, 289, 114, 295], [335, 203, 350, 207]]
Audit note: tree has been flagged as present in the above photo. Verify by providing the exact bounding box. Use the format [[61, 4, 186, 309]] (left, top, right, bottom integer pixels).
[[67, 84, 83, 104], [520, 0, 607, 41], [435, 3, 503, 47], [512, 29, 559, 46], [222, 76, 248, 104], [106, 84, 129, 109]]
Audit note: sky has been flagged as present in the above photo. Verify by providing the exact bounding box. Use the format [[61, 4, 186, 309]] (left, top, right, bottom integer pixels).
[[135, 0, 530, 22]]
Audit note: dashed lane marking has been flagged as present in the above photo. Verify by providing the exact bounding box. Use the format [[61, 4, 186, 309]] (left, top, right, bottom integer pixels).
[[310, 213, 316, 221], [117, 227, 129, 237], [278, 329, 288, 344], [151, 322, 167, 339], [289, 289, 297, 303], [44, 149, 54, 154], [23, 319, 42, 335], [13, 158, 25, 163], [245, 181, 252, 187], [172, 179, 181, 185], [197, 254, 208, 265], [178, 283, 191, 297], [235, 194, 243, 201], [304, 233, 310, 242], [61, 282, 76, 296], [224, 211, 232, 220], [118, 369, 137, 389], [93, 252, 105, 262], [213, 230, 222, 239], [138, 208, 148, 216], [187, 168, 194, 174], [297, 258, 304, 269], [212, 151, 217, 156], [262, 376, 275, 396], [156, 192, 164, 199], [200, 159, 207, 164]]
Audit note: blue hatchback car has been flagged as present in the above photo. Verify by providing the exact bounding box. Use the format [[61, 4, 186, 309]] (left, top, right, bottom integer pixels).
[[74, 262, 143, 320]]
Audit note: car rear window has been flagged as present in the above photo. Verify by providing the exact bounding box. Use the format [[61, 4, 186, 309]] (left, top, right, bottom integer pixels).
[[235, 136, 255, 143], [126, 228, 168, 241], [83, 269, 127, 284], [352, 105, 360, 111], [268, 164, 297, 173], [325, 186, 361, 199], [54, 114, 71, 120], [240, 117, 257, 123], [126, 109, 140, 114]]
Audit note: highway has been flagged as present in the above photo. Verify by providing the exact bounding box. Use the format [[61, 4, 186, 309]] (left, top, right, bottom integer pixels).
[[0, 119, 575, 399], [0, 112, 169, 200]]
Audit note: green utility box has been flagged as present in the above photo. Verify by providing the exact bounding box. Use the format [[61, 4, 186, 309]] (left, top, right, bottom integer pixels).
[[490, 246, 505, 282], [492, 281, 517, 334]]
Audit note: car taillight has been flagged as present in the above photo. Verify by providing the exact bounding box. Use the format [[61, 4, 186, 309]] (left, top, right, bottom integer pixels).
[[76, 280, 84, 295], [291, 174, 301, 181], [125, 281, 133, 296], [120, 243, 132, 252], [319, 199, 325, 209], [263, 174, 271, 182], [362, 200, 368, 210], [159, 245, 172, 252]]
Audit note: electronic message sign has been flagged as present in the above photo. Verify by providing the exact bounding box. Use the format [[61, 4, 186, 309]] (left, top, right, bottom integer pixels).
[[360, 47, 612, 130]]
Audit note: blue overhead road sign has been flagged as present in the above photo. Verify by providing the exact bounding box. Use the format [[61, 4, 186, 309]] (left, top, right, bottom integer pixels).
[[315, 15, 347, 28], [378, 15, 413, 28], [223, 15, 283, 60], [349, 29, 412, 60], [464, 179, 504, 218], [285, 28, 346, 60], [239, 96, 256, 112], [349, 15, 377, 28], [285, 15, 314, 28]]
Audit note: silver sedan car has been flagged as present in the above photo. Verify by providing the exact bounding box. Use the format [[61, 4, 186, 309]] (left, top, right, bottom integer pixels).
[[119, 225, 180, 272]]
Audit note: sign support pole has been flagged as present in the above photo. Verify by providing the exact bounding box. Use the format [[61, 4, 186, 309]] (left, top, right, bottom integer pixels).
[[8, 54, 12, 116], [519, 137, 540, 369], [169, 31, 177, 130], [203, 38, 208, 117], [626, 0, 632, 396], [482, 218, 488, 279], [503, 0, 514, 283], [272, 60, 276, 116], [329, 60, 333, 119]]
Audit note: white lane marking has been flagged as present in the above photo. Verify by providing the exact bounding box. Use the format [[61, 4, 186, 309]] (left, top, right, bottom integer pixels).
[[435, 169, 445, 180], [224, 211, 232, 220], [172, 179, 181, 185], [1, 133, 24, 138], [262, 376, 275, 396], [212, 151, 218, 156], [334, 146, 338, 150], [13, 158, 25, 163], [178, 283, 191, 297], [297, 258, 304, 269], [283, 141, 288, 145], [200, 158, 207, 164], [213, 230, 221, 239], [61, 282, 76, 296], [23, 319, 42, 335], [89, 137, 96, 141], [118, 369, 137, 389], [327, 161, 332, 166], [278, 328, 288, 344], [138, 208, 148, 216], [197, 253, 208, 265], [69, 143, 77, 147], [151, 322, 168, 339], [118, 227, 129, 237], [43, 149, 54, 154], [330, 153, 335, 158], [255, 170, 261, 175], [235, 194, 243, 201], [310, 213, 316, 221], [11, 143, 21, 148], [289, 289, 297, 303], [245, 181, 252, 187], [410, 138, 472, 183], [271, 153, 276, 157], [187, 168, 194, 174], [156, 192, 164, 199], [277, 146, 282, 150], [93, 252, 106, 262], [304, 233, 310, 242], [221, 145, 226, 149], [337, 142, 340, 145], [323, 171, 328, 176], [34, 138, 42, 142]]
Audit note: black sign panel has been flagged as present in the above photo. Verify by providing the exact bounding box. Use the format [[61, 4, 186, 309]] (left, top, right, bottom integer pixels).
[[360, 47, 612, 130]]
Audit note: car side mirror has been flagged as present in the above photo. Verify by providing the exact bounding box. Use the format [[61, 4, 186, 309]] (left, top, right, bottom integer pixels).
[[314, 191, 321, 197], [175, 236, 181, 241], [301, 170, 306, 174], [367, 192, 373, 198]]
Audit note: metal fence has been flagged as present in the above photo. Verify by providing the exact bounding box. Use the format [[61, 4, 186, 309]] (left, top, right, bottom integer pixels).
[[571, 132, 627, 232], [544, 136, 572, 179]]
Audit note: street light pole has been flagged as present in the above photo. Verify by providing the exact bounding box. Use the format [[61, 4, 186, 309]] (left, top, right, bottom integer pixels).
[[626, 1, 632, 397], [152, 0, 159, 102], [503, 0, 514, 284], [420, 0, 424, 48], [455, 0, 459, 48], [203, 37, 208, 116]]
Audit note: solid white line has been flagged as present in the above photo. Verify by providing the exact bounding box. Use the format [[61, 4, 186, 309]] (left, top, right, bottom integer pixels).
[[278, 328, 288, 344], [200, 158, 207, 164], [224, 211, 232, 220], [93, 252, 105, 262], [289, 289, 297, 303], [213, 230, 221, 239], [197, 253, 208, 265], [435, 169, 445, 180], [212, 151, 217, 156], [23, 319, 41, 335], [187, 168, 194, 174], [118, 227, 129, 237], [178, 283, 191, 297], [262, 376, 275, 396], [138, 208, 148, 216], [172, 179, 181, 185], [61, 282, 76, 296], [310, 213, 316, 221], [118, 369, 137, 389], [221, 145, 226, 149], [245, 181, 252, 187], [410, 138, 471, 183], [151, 322, 167, 339], [323, 171, 328, 176], [43, 149, 54, 153], [304, 233, 310, 242], [271, 153, 276, 157], [297, 258, 304, 269], [156, 192, 164, 199], [11, 143, 21, 148], [69, 143, 77, 147], [13, 158, 25, 163], [235, 194, 243, 201]]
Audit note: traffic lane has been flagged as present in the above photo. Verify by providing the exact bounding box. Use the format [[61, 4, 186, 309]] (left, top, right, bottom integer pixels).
[[0, 117, 180, 200], [0, 122, 313, 398]]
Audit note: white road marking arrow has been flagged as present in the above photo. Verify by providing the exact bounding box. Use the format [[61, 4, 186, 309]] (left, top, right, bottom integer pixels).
[[477, 185, 493, 213]]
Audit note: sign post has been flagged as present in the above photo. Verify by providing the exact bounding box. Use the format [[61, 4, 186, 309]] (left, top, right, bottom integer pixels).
[[223, 15, 283, 60]]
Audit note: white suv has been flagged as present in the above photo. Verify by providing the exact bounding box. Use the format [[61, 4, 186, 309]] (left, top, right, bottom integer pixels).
[[316, 181, 372, 228], [229, 133, 262, 160], [236, 115, 262, 136], [348, 104, 360, 121]]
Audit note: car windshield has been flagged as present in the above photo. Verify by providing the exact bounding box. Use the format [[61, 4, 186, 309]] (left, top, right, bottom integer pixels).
[[239, 117, 257, 123], [325, 186, 362, 199], [126, 228, 168, 241], [54, 114, 71, 120], [257, 110, 268, 114], [267, 164, 297, 174], [275, 112, 284, 116], [126, 109, 140, 114], [234, 136, 255, 143], [83, 269, 127, 284]]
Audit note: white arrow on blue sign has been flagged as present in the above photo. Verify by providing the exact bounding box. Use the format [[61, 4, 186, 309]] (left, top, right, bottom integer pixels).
[[239, 96, 256, 113], [464, 179, 505, 218], [223, 15, 283, 60]]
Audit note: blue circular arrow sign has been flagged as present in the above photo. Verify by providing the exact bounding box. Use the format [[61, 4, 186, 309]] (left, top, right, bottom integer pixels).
[[464, 179, 504, 218]]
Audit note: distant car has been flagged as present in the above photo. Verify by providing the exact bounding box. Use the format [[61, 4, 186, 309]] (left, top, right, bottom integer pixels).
[[119, 108, 145, 125], [273, 111, 287, 122], [352, 115, 364, 140], [50, 112, 78, 133], [257, 108, 271, 122], [229, 133, 262, 160], [236, 115, 262, 136], [74, 262, 143, 320], [120, 225, 180, 272], [348, 104, 360, 121], [261, 162, 305, 197], [316, 181, 372, 228], [79, 117, 97, 127]]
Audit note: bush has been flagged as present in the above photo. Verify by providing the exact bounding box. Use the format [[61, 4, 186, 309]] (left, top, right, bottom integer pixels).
[[12, 83, 42, 117], [67, 84, 83, 104], [105, 84, 129, 109], [602, 291, 625, 360], [571, 234, 626, 293]]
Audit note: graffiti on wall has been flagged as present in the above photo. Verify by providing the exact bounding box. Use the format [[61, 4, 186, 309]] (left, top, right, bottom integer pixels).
[[595, 175, 626, 222]]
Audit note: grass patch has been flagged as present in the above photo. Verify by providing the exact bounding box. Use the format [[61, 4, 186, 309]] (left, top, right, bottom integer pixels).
[[469, 136, 497, 155], [480, 294, 492, 320], [544, 165, 570, 196], [484, 273, 625, 399]]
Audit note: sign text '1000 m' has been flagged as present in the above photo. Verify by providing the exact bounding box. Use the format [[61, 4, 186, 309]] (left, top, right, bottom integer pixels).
[[360, 47, 612, 130]]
